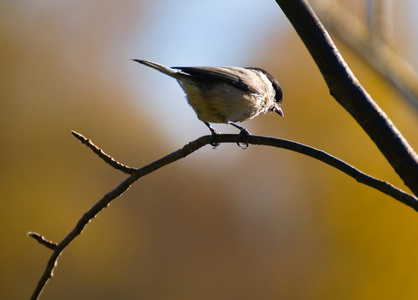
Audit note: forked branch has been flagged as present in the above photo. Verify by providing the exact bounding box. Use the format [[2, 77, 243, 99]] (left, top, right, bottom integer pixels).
[[29, 131, 418, 300]]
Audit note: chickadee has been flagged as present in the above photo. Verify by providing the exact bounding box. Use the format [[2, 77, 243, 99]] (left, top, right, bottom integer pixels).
[[133, 59, 283, 145]]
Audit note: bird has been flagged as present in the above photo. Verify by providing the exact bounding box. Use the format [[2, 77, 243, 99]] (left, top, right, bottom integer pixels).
[[133, 59, 283, 146]]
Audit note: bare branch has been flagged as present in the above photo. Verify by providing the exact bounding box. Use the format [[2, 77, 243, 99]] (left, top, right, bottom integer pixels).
[[71, 131, 136, 174], [29, 3, 418, 298], [27, 232, 57, 250], [29, 134, 207, 300], [275, 0, 418, 195], [30, 132, 418, 299], [244, 135, 417, 209]]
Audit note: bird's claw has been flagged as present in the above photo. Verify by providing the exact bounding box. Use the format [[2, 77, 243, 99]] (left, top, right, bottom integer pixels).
[[209, 130, 221, 148], [236, 129, 250, 149]]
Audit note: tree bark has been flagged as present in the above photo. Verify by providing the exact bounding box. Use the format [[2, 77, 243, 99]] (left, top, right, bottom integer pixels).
[[275, 0, 418, 195]]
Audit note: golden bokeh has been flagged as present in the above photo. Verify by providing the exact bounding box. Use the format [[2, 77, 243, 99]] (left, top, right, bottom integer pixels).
[[2, 1, 418, 299]]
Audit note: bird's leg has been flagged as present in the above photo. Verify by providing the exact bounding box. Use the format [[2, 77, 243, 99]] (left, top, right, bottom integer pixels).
[[229, 122, 250, 149], [204, 122, 220, 147]]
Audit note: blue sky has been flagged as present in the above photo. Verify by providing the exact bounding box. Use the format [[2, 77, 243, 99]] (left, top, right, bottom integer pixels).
[[131, 0, 286, 65]]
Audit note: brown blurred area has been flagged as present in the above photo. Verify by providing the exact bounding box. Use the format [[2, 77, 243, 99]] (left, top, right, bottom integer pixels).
[[2, 1, 418, 299]]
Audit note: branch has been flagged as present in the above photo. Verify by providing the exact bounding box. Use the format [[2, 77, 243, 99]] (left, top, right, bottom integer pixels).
[[71, 131, 136, 174], [29, 132, 418, 300], [274, 0, 418, 195], [27, 232, 57, 250]]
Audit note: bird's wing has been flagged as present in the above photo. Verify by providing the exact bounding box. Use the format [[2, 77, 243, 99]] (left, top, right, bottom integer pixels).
[[172, 66, 259, 93]]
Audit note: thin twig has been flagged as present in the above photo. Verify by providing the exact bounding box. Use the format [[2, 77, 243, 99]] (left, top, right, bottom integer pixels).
[[30, 132, 418, 300], [27, 232, 57, 250], [29, 134, 207, 300], [71, 131, 136, 174], [244, 135, 418, 210]]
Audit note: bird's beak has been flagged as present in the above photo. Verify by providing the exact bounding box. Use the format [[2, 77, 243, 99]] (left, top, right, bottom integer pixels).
[[275, 106, 284, 117]]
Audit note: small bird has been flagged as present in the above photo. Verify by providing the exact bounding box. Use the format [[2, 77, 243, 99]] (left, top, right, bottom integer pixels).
[[133, 59, 283, 146]]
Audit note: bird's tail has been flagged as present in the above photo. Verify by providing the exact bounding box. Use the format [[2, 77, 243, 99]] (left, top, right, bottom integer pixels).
[[132, 59, 187, 79]]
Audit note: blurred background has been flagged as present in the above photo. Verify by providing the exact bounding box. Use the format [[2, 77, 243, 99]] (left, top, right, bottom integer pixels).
[[2, 0, 418, 299]]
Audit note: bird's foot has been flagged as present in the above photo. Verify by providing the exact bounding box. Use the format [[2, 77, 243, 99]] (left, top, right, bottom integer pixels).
[[229, 122, 250, 149], [204, 122, 221, 148], [209, 129, 221, 148], [236, 128, 250, 149]]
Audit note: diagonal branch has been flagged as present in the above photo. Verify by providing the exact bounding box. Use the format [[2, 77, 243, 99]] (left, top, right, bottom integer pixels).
[[29, 132, 418, 300], [71, 131, 137, 174], [274, 0, 418, 195]]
